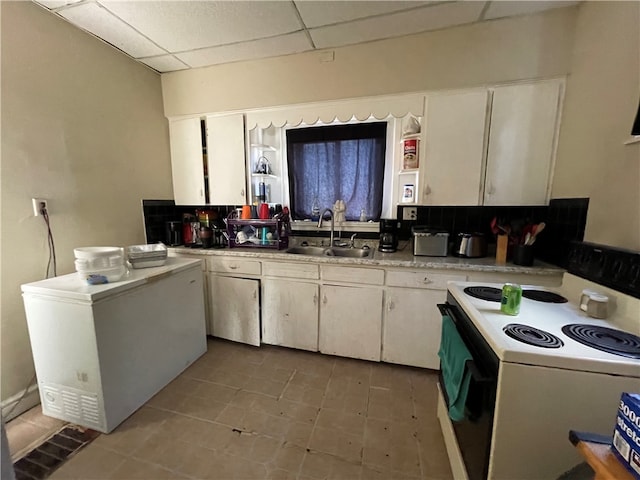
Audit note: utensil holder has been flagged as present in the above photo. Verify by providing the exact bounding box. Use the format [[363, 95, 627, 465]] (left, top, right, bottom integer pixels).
[[513, 245, 534, 266]]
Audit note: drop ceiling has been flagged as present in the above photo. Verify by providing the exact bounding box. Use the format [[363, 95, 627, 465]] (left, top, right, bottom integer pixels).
[[33, 0, 579, 74]]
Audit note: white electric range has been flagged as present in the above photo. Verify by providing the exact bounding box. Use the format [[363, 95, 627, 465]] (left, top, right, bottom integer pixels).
[[437, 274, 640, 480]]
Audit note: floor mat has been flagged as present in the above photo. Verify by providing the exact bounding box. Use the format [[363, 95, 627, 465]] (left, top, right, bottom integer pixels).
[[12, 426, 100, 480]]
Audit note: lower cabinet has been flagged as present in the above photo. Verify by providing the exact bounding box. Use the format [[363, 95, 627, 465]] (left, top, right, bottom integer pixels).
[[383, 288, 445, 369], [208, 274, 260, 346], [382, 270, 467, 369], [262, 278, 319, 351], [319, 284, 383, 362]]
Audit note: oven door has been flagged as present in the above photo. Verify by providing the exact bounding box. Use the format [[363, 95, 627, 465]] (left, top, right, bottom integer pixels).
[[437, 299, 499, 480]]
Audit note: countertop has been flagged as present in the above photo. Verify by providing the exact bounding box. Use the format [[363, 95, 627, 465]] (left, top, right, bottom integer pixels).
[[169, 242, 564, 277]]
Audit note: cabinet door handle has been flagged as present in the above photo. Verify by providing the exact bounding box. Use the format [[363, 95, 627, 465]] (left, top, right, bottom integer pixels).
[[200, 188, 204, 198], [388, 300, 395, 311], [322, 295, 327, 305], [425, 185, 431, 195], [253, 290, 257, 300], [240, 189, 245, 197], [486, 183, 495, 195], [422, 277, 432, 284], [228, 264, 238, 270], [313, 293, 318, 305]]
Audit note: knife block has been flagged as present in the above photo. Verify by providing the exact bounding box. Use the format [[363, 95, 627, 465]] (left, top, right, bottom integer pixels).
[[496, 234, 508, 264]]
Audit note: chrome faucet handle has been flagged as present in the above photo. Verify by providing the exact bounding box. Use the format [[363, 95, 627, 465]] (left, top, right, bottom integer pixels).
[[350, 233, 357, 248]]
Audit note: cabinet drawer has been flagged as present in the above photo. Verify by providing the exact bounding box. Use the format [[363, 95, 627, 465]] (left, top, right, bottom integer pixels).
[[263, 261, 319, 279], [386, 270, 466, 290], [207, 257, 261, 275], [321, 265, 384, 285]]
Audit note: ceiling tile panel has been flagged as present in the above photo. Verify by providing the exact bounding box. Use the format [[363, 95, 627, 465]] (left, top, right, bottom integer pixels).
[[175, 31, 312, 68], [310, 1, 486, 49], [139, 55, 189, 73], [99, 1, 303, 52], [58, 2, 166, 58], [294, 0, 435, 28], [484, 1, 579, 20]]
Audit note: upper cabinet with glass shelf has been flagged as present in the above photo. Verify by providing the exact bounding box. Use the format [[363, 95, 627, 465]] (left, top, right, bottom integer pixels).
[[395, 115, 423, 206], [247, 125, 284, 206]]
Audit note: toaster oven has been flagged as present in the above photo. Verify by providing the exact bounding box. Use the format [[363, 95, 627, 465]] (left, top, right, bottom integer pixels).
[[412, 226, 449, 256]]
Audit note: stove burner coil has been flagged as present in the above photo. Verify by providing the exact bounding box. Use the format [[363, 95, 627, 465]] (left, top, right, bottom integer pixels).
[[463, 286, 502, 302], [521, 290, 568, 303], [503, 324, 564, 348], [561, 324, 640, 359]]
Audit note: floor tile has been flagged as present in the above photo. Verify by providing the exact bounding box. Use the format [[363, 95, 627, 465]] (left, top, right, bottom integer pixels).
[[6, 338, 450, 480]]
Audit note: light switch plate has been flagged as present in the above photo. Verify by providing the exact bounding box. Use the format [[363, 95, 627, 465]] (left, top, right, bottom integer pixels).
[[403, 207, 417, 220]]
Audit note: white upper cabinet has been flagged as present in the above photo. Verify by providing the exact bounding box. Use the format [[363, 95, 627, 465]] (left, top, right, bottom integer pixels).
[[484, 80, 561, 205], [169, 113, 248, 205], [421, 90, 489, 205], [206, 114, 247, 205], [169, 117, 206, 205]]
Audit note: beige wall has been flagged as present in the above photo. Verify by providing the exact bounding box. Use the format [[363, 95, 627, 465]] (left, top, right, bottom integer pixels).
[[162, 6, 577, 116], [1, 2, 173, 410], [162, 2, 640, 253], [553, 1, 640, 251]]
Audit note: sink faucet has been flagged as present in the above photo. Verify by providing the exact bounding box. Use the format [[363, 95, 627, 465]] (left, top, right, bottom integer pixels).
[[317, 208, 335, 247], [350, 233, 357, 248]]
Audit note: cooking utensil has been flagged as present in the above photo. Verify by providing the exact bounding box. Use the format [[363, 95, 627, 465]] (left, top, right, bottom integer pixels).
[[490, 217, 500, 235], [526, 222, 546, 245]]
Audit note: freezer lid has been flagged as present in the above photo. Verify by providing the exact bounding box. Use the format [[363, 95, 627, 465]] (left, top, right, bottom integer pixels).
[[21, 257, 202, 303]]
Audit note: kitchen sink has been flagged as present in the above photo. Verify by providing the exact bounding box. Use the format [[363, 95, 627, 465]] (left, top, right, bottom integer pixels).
[[285, 246, 328, 256], [329, 248, 372, 258], [285, 246, 372, 258]]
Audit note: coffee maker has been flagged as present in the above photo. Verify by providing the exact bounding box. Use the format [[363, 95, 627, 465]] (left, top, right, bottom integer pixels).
[[378, 219, 398, 253]]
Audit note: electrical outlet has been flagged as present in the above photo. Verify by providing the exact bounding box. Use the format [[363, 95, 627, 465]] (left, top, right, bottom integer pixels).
[[32, 198, 48, 216], [403, 207, 417, 221]]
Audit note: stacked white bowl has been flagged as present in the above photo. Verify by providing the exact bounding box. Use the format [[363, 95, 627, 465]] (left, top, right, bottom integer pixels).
[[74, 247, 126, 283]]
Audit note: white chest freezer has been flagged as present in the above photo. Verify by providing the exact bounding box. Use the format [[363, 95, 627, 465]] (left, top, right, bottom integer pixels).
[[21, 257, 207, 433]]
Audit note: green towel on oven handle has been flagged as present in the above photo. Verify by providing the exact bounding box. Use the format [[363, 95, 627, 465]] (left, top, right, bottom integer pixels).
[[437, 314, 473, 422]]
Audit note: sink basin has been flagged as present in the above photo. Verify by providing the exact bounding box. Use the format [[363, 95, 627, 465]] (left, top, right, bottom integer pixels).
[[329, 248, 372, 258], [285, 246, 328, 256], [285, 246, 372, 258]]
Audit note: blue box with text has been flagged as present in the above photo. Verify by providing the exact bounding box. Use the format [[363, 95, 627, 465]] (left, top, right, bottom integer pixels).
[[613, 392, 640, 479]]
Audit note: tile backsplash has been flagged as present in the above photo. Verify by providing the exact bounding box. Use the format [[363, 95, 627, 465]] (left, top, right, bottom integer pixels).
[[144, 198, 589, 271], [142, 200, 233, 244], [396, 198, 589, 268]]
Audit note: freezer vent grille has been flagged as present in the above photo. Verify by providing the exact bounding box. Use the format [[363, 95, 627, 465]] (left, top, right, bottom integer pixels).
[[41, 383, 103, 430]]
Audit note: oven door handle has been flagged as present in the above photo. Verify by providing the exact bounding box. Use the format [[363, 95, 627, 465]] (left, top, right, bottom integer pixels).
[[437, 303, 493, 384], [437, 303, 454, 317]]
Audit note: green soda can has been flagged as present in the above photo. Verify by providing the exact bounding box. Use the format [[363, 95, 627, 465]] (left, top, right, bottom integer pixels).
[[501, 283, 522, 315]]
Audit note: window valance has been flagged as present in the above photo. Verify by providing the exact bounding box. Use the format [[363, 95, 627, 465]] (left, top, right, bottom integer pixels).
[[245, 93, 425, 130]]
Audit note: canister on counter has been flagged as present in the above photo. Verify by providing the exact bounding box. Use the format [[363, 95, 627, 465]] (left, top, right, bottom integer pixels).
[[501, 283, 522, 315]]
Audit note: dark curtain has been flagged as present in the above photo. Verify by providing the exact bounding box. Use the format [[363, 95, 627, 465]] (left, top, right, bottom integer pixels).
[[287, 123, 386, 221]]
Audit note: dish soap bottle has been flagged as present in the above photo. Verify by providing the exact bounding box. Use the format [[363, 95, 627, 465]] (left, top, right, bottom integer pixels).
[[311, 197, 320, 221], [359, 209, 367, 222]]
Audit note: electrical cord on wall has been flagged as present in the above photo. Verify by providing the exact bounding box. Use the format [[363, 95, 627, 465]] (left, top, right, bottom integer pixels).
[[41, 204, 57, 278], [2, 373, 37, 420], [3, 204, 56, 420]]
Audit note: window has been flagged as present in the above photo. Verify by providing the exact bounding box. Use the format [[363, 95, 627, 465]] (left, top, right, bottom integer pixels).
[[286, 122, 387, 221]]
